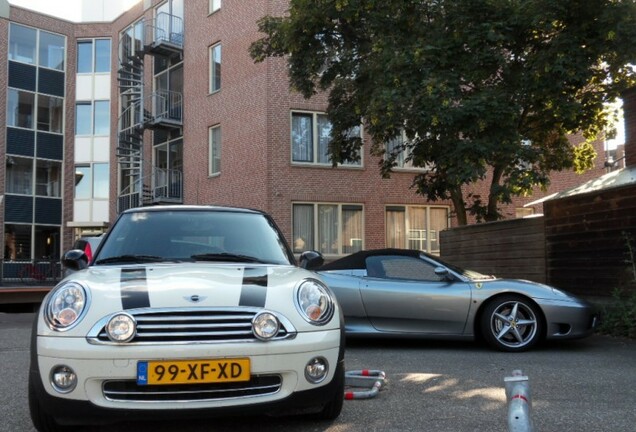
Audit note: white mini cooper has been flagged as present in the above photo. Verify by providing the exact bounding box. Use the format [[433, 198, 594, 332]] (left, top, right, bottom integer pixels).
[[29, 206, 344, 431]]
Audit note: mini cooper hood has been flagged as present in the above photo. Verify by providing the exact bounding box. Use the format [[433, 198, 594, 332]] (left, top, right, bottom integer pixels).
[[66, 263, 314, 313]]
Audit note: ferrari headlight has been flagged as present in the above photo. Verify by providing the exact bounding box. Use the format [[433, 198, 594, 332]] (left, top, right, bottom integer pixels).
[[295, 279, 335, 325], [44, 282, 88, 331]]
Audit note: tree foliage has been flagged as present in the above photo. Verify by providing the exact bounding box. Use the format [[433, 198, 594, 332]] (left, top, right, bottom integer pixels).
[[250, 0, 636, 224]]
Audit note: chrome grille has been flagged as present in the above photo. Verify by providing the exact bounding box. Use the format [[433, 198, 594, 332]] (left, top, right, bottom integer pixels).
[[103, 375, 282, 402], [87, 308, 295, 344]]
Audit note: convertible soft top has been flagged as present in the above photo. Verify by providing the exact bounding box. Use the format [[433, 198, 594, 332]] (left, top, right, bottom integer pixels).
[[319, 248, 423, 271]]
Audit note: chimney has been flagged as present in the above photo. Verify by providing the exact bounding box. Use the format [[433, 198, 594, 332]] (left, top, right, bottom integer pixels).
[[621, 87, 636, 168]]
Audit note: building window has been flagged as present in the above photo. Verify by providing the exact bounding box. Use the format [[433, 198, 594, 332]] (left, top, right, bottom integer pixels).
[[209, 125, 221, 175], [516, 207, 534, 218], [209, 43, 221, 93], [39, 30, 65, 71], [5, 156, 33, 195], [385, 131, 428, 170], [9, 24, 36, 64], [291, 111, 362, 166], [37, 95, 64, 133], [7, 89, 35, 129], [75, 163, 109, 199], [209, 0, 221, 13], [94, 101, 110, 135], [75, 103, 92, 135], [292, 203, 364, 255], [78, 39, 112, 73], [35, 160, 62, 197], [4, 224, 31, 260], [385, 206, 449, 255], [75, 101, 110, 135]]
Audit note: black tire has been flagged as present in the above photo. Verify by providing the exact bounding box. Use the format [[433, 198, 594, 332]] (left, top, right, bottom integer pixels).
[[314, 362, 345, 421], [29, 375, 64, 432], [480, 294, 544, 352]]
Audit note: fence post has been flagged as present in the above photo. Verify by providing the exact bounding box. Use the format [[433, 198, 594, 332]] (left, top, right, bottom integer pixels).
[[504, 369, 534, 432]]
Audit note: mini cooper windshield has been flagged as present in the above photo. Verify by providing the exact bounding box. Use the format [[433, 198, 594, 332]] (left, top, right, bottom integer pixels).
[[94, 209, 294, 266]]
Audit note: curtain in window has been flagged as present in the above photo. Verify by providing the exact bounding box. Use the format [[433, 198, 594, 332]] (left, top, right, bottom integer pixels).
[[317, 114, 332, 164], [292, 205, 314, 252], [292, 114, 313, 162], [429, 208, 448, 255], [386, 207, 405, 248], [407, 207, 427, 251], [318, 205, 338, 254], [342, 206, 363, 254]]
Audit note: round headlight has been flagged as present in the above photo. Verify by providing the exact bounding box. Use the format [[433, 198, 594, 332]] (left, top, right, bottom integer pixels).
[[45, 282, 87, 331], [106, 313, 137, 342], [295, 279, 335, 325], [252, 311, 280, 340]]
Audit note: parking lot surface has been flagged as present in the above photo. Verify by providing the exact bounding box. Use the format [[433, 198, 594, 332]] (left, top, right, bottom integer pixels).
[[2, 312, 635, 432]]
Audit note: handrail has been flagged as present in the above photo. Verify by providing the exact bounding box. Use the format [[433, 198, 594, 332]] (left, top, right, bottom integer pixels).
[[146, 12, 184, 49]]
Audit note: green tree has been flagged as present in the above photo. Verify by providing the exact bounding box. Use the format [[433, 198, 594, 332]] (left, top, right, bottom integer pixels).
[[250, 0, 636, 224]]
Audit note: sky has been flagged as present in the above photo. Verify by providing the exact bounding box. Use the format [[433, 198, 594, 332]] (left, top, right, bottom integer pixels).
[[8, 0, 140, 22]]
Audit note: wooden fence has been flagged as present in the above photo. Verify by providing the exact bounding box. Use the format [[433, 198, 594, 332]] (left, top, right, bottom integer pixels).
[[440, 217, 547, 283]]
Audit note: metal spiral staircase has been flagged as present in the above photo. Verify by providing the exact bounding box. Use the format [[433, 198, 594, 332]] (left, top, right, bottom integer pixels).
[[116, 12, 184, 213]]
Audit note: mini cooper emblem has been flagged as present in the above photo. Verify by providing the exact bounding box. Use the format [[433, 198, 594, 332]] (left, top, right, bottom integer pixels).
[[185, 295, 207, 303]]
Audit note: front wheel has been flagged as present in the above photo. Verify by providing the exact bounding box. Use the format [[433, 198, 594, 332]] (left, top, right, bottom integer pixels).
[[480, 295, 544, 352]]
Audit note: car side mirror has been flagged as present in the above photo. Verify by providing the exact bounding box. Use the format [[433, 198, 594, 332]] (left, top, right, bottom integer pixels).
[[299, 251, 324, 270], [62, 249, 89, 272], [435, 266, 454, 281]]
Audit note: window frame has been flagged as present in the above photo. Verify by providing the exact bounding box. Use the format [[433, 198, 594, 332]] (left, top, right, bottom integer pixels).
[[77, 38, 112, 74], [209, 43, 222, 94], [8, 23, 66, 72], [290, 110, 363, 167], [292, 202, 365, 256], [385, 205, 450, 255], [385, 130, 429, 171], [209, 125, 221, 176]]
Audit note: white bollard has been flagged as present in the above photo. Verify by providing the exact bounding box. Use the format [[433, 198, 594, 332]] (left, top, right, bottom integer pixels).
[[504, 370, 534, 432]]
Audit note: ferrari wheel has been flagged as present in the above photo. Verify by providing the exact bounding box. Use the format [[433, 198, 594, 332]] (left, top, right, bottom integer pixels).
[[480, 295, 543, 352]]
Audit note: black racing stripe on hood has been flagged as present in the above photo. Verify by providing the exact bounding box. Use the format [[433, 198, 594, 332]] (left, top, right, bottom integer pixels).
[[120, 267, 150, 309], [239, 267, 268, 307]]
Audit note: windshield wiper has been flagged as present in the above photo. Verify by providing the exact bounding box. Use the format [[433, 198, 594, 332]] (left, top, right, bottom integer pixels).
[[95, 255, 167, 265], [191, 253, 269, 264]]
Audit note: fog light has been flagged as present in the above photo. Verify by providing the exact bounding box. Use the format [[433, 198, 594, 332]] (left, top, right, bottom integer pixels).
[[305, 357, 329, 384], [50, 365, 77, 393], [252, 311, 280, 340], [106, 313, 136, 342]]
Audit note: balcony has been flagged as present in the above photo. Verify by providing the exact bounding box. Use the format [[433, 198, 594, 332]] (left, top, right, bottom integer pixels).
[[153, 167, 183, 203], [145, 12, 184, 58], [144, 90, 182, 129]]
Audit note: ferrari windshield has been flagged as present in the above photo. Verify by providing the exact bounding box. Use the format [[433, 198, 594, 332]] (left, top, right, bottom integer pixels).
[[94, 209, 293, 265], [423, 253, 496, 280]]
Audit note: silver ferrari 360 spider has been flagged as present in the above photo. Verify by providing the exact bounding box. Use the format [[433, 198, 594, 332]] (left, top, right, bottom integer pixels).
[[318, 249, 597, 352]]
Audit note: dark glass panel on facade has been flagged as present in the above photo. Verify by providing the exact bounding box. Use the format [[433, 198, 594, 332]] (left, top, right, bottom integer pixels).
[[38, 68, 65, 97], [37, 95, 64, 133], [36, 132, 64, 160], [5, 195, 34, 224], [35, 160, 62, 197], [8, 61, 37, 91], [35, 198, 62, 225], [7, 128, 36, 157]]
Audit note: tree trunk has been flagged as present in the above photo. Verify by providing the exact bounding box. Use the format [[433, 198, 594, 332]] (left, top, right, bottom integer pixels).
[[485, 165, 504, 222], [451, 187, 468, 226]]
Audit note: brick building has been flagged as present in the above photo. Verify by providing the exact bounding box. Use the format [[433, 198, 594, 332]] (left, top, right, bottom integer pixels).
[[0, 0, 617, 282]]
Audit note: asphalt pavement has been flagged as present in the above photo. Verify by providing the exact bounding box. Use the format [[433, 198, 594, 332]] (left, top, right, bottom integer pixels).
[[1, 312, 635, 432]]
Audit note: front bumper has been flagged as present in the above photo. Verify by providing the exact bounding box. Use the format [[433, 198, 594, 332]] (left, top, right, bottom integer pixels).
[[31, 330, 344, 425], [540, 298, 598, 340]]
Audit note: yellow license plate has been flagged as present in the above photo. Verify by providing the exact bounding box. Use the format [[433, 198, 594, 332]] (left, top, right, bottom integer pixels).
[[137, 358, 250, 385]]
